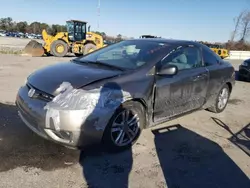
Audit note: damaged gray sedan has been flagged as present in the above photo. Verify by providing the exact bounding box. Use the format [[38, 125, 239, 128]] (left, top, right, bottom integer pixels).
[[16, 39, 235, 151]]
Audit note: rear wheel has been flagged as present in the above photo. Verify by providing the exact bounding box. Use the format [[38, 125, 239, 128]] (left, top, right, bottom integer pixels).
[[208, 84, 230, 113], [50, 40, 68, 57], [84, 43, 97, 55], [102, 101, 145, 152]]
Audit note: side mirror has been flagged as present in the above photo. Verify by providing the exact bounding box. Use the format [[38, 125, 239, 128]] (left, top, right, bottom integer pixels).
[[156, 64, 178, 76]]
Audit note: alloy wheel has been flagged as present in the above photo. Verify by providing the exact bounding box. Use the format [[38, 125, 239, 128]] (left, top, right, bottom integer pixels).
[[217, 87, 229, 110], [111, 109, 140, 147]]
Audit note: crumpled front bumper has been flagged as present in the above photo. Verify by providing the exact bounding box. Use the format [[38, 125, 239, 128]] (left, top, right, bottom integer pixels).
[[15, 84, 114, 149]]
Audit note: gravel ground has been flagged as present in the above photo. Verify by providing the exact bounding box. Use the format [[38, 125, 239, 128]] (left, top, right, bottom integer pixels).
[[0, 54, 249, 188]]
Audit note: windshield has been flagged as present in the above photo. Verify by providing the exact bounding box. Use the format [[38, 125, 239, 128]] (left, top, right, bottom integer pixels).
[[67, 21, 74, 40], [78, 40, 170, 70]]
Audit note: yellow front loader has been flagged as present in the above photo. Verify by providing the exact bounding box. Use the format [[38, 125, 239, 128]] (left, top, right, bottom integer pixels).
[[208, 44, 229, 59], [23, 20, 105, 57], [199, 42, 229, 59]]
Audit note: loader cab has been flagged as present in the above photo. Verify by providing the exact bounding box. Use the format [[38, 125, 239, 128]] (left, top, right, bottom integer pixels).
[[66, 20, 87, 42]]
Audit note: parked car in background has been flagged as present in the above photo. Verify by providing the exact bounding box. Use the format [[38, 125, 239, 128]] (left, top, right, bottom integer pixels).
[[15, 39, 235, 152], [5, 32, 18, 37], [0, 31, 42, 39], [26, 33, 36, 39], [36, 34, 43, 39], [238, 58, 250, 81], [0, 31, 6, 37]]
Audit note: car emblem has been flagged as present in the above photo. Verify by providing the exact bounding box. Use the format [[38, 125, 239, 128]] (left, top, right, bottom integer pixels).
[[28, 88, 36, 98]]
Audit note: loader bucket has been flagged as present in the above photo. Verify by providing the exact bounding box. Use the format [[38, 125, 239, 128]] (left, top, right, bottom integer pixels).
[[22, 40, 45, 57]]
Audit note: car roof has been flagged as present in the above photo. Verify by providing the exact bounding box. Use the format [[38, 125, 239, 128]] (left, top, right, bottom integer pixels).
[[128, 38, 201, 46]]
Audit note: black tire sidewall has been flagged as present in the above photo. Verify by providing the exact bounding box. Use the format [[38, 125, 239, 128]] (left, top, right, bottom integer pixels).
[[51, 40, 68, 57], [214, 84, 230, 113], [74, 53, 83, 57], [103, 101, 145, 152], [84, 43, 97, 55]]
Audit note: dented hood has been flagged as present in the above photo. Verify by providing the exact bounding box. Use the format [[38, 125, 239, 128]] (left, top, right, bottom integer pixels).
[[27, 61, 122, 96]]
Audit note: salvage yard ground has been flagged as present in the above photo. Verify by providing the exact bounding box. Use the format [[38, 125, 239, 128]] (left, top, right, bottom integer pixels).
[[0, 54, 249, 188]]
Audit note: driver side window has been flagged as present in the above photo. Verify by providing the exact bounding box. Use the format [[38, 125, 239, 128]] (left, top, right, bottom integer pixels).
[[161, 46, 202, 71]]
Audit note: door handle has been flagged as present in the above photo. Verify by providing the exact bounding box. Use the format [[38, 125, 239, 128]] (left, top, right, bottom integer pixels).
[[193, 75, 201, 81], [193, 74, 205, 81]]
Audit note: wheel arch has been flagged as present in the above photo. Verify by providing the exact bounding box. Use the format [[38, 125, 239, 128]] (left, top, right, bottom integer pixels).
[[100, 98, 148, 150], [55, 38, 69, 47], [101, 98, 148, 141], [121, 98, 149, 128], [131, 98, 149, 128], [84, 40, 96, 46], [226, 82, 232, 93]]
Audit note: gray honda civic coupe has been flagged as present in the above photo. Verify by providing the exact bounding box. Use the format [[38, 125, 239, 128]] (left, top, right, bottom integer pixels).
[[16, 38, 235, 151]]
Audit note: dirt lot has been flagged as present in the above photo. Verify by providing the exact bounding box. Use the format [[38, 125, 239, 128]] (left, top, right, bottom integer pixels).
[[0, 54, 249, 188], [0, 36, 43, 52], [0, 36, 43, 48]]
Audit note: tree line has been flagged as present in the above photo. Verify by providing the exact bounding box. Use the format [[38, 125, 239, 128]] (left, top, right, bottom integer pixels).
[[1, 14, 250, 50], [227, 10, 250, 51], [0, 17, 126, 42], [0, 17, 67, 36]]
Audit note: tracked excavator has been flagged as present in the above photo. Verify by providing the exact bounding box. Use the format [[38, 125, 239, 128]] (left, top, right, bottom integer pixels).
[[23, 20, 106, 57]]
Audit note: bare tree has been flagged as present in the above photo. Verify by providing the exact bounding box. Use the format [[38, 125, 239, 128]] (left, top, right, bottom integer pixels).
[[240, 11, 250, 42], [231, 11, 246, 42]]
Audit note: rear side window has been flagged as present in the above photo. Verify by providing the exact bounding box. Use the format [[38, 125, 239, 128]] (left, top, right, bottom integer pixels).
[[202, 46, 220, 66]]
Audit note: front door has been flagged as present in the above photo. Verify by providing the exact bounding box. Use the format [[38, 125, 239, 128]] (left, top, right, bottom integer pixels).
[[153, 45, 209, 122]]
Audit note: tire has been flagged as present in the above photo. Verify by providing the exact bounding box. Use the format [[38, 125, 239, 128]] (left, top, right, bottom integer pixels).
[[74, 53, 83, 57], [50, 40, 68, 57], [102, 101, 145, 152], [207, 84, 230, 113], [45, 52, 52, 56], [83, 43, 97, 55]]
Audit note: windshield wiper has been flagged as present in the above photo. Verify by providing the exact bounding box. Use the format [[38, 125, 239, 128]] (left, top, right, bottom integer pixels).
[[72, 59, 125, 71], [92, 61, 125, 71]]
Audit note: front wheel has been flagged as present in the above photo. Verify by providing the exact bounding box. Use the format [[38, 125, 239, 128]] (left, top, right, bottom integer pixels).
[[50, 40, 68, 57], [208, 84, 230, 113], [102, 101, 145, 152]]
